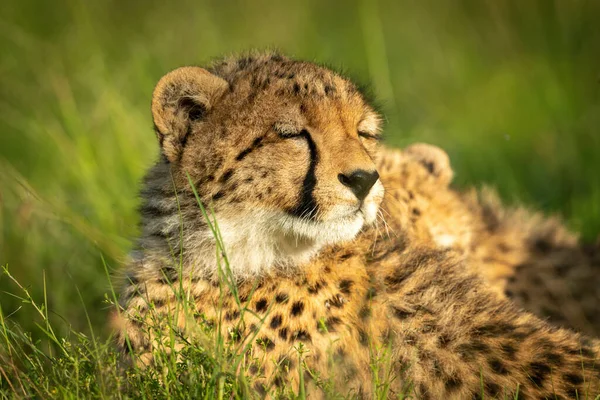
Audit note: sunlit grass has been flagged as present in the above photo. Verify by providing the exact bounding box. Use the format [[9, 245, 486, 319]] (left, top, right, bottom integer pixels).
[[0, 0, 599, 397]]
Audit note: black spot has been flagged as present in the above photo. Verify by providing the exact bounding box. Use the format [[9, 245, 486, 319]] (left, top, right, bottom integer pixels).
[[259, 77, 271, 90], [202, 318, 215, 329], [235, 136, 265, 162], [278, 355, 294, 370], [564, 373, 583, 385], [278, 327, 288, 340], [358, 329, 369, 347], [338, 279, 353, 294], [290, 301, 304, 316], [518, 290, 531, 303], [485, 382, 501, 397], [291, 330, 311, 343], [471, 340, 490, 353], [151, 298, 166, 308], [533, 238, 551, 253], [293, 82, 300, 94], [528, 361, 551, 386], [212, 191, 225, 201], [509, 329, 531, 340], [236, 147, 253, 161], [438, 333, 452, 348], [488, 358, 508, 375], [327, 294, 345, 308], [334, 347, 346, 360], [552, 263, 570, 279], [543, 352, 563, 366], [384, 267, 414, 289], [255, 298, 268, 312], [219, 169, 233, 183], [365, 287, 377, 299], [307, 280, 325, 294], [253, 383, 266, 396], [275, 293, 289, 303], [445, 375, 463, 392], [457, 342, 486, 361], [270, 314, 282, 329], [320, 316, 341, 333], [579, 346, 595, 358], [287, 130, 319, 219], [418, 383, 432, 400], [249, 364, 259, 375], [272, 375, 284, 387], [237, 56, 254, 69], [229, 327, 243, 342], [497, 243, 510, 252], [256, 336, 275, 351], [359, 305, 371, 319], [412, 208, 421, 216], [224, 310, 240, 321], [477, 322, 515, 337], [422, 161, 435, 174]]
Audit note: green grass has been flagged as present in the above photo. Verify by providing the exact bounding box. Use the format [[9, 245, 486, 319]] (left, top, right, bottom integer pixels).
[[0, 0, 599, 397]]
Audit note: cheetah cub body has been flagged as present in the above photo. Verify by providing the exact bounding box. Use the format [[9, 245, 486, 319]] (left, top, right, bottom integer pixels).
[[379, 145, 600, 337], [115, 53, 600, 398]]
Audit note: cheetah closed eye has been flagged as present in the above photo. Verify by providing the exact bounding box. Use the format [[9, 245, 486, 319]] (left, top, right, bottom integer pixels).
[[113, 52, 600, 399], [146, 60, 384, 281]]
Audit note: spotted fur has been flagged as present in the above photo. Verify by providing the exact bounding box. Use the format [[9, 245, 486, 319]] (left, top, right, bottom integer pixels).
[[377, 145, 600, 337], [114, 52, 600, 398]]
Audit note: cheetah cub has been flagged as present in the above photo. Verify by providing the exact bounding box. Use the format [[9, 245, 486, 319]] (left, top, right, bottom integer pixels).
[[114, 53, 600, 398], [378, 144, 600, 337]]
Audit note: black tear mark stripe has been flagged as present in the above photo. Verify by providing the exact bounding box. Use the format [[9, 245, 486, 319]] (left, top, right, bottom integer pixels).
[[288, 129, 319, 219]]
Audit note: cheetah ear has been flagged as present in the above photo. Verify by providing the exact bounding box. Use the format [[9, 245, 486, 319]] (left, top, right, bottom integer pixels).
[[403, 143, 454, 186], [151, 67, 229, 162]]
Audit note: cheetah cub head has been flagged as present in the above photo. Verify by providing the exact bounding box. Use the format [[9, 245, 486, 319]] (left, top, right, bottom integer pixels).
[[142, 53, 384, 280]]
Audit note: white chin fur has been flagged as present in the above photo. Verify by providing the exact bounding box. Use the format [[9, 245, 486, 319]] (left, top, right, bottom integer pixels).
[[187, 180, 384, 281]]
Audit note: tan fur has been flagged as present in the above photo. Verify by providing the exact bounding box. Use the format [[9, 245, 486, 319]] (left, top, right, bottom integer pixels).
[[114, 52, 600, 398], [376, 145, 600, 337]]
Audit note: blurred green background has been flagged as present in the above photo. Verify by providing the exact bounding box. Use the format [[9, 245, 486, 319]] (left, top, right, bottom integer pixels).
[[1, 0, 599, 340]]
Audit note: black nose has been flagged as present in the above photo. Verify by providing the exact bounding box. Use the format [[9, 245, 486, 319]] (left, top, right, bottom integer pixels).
[[338, 170, 380, 201]]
